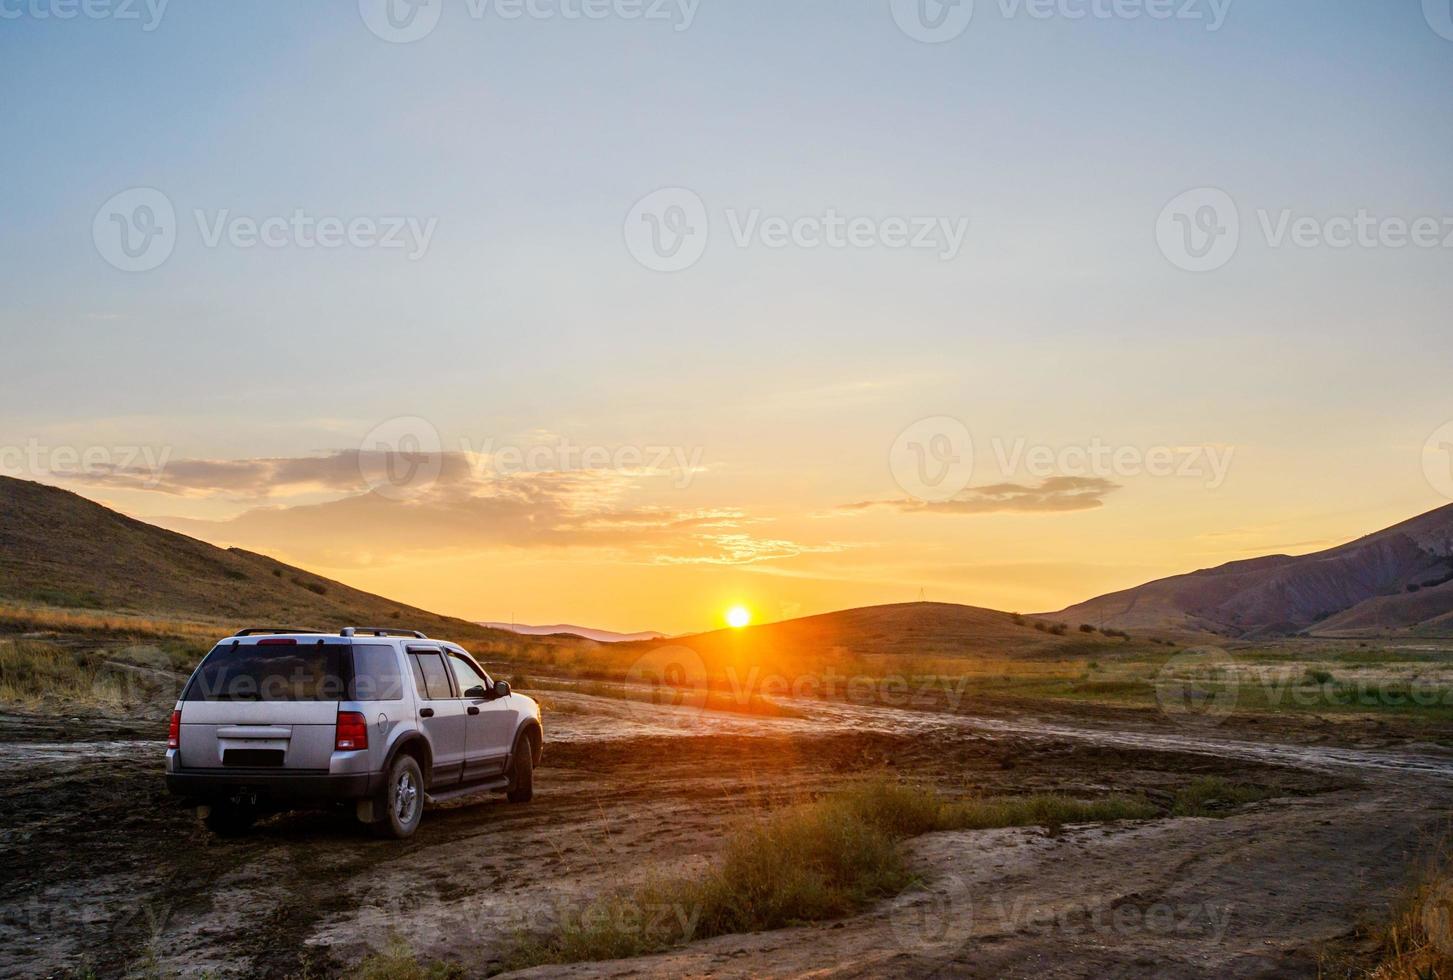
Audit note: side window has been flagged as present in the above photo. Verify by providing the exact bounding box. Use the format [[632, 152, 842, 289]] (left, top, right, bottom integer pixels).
[[350, 644, 404, 701], [409, 651, 455, 700], [449, 653, 490, 697]]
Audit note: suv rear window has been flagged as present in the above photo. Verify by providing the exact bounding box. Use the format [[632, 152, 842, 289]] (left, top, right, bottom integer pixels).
[[349, 643, 404, 701], [185, 643, 348, 702]]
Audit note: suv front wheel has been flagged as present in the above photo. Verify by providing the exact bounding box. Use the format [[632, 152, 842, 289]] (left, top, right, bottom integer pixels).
[[374, 753, 424, 839], [507, 735, 533, 803]]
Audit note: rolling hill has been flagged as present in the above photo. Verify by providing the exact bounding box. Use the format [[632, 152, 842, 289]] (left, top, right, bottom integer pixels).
[[1049, 504, 1453, 638], [0, 476, 570, 652], [616, 600, 1107, 668]]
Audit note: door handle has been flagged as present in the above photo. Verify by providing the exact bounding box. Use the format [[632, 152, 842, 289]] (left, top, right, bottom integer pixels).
[[467, 706, 480, 716], [419, 708, 434, 718]]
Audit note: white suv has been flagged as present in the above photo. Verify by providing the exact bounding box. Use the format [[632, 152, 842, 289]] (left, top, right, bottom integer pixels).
[[165, 627, 543, 839]]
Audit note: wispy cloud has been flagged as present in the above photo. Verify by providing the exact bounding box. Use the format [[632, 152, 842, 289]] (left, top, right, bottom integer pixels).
[[843, 476, 1121, 515], [90, 450, 828, 570]]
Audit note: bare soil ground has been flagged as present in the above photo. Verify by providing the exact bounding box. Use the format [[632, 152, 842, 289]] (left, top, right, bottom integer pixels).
[[2, 690, 1450, 979]]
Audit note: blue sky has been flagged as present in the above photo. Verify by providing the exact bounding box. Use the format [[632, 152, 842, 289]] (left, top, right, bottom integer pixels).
[[3, 0, 1452, 630]]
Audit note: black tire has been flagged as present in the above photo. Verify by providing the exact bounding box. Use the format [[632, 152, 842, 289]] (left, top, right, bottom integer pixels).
[[373, 753, 425, 839], [202, 801, 256, 837], [507, 735, 534, 804]]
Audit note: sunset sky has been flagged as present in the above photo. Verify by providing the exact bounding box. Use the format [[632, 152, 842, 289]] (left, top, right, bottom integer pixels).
[[3, 1, 1452, 634]]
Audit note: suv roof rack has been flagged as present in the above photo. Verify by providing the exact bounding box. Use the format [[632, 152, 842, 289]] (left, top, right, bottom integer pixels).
[[233, 627, 327, 637], [340, 627, 430, 639]]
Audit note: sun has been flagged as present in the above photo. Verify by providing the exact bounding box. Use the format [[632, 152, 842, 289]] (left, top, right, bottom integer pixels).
[[725, 605, 752, 629]]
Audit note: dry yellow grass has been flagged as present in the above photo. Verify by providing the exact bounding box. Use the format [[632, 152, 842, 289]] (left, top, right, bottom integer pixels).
[[1365, 841, 1453, 979]]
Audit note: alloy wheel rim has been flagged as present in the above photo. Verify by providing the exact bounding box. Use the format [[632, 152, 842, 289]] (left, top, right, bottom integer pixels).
[[395, 770, 418, 823]]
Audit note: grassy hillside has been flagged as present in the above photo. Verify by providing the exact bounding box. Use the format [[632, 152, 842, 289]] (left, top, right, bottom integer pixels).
[[0, 476, 559, 652]]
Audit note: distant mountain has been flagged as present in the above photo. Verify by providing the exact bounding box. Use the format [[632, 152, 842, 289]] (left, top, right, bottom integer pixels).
[[1048, 504, 1453, 638], [0, 477, 574, 656], [478, 622, 667, 644]]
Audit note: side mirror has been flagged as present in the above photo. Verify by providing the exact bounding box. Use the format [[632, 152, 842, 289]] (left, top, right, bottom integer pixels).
[[493, 681, 511, 699], [464, 685, 488, 700]]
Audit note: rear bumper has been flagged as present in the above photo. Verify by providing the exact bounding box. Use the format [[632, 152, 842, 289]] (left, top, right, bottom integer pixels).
[[166, 769, 381, 804]]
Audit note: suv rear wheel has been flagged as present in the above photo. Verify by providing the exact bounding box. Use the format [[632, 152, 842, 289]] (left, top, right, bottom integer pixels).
[[374, 753, 424, 839], [507, 735, 533, 803]]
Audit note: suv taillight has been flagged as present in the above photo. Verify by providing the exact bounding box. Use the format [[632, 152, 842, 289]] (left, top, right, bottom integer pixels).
[[335, 711, 368, 752], [168, 709, 181, 749]]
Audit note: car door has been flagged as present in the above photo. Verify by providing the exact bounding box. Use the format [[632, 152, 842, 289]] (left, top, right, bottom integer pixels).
[[448, 650, 514, 782], [406, 647, 466, 788]]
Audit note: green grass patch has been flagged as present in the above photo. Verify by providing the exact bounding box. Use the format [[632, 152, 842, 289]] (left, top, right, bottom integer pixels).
[[1170, 777, 1276, 817], [355, 939, 462, 980]]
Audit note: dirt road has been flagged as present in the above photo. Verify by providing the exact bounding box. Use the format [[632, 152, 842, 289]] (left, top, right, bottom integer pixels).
[[0, 693, 1447, 978]]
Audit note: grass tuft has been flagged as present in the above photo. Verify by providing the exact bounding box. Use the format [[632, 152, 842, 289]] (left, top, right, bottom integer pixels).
[[1169, 777, 1275, 818], [355, 939, 462, 980]]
